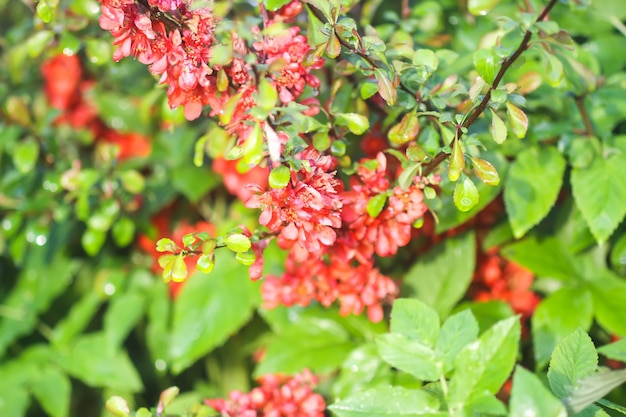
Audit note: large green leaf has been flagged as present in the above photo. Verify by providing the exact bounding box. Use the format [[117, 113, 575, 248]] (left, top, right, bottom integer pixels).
[[448, 316, 520, 408], [435, 309, 479, 374], [510, 366, 567, 417], [59, 333, 143, 392], [403, 232, 475, 317], [587, 269, 626, 336], [547, 328, 597, 399], [571, 152, 626, 244], [504, 146, 566, 238], [376, 333, 441, 381], [169, 252, 260, 374], [254, 317, 356, 376], [532, 288, 594, 369], [332, 344, 393, 400], [31, 367, 71, 417], [389, 298, 440, 346], [328, 386, 443, 417], [104, 291, 147, 351]]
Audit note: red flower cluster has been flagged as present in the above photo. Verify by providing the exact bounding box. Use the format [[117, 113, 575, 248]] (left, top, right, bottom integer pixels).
[[470, 248, 540, 326], [205, 370, 325, 417], [97, 0, 323, 136], [41, 54, 151, 160], [247, 148, 343, 262]]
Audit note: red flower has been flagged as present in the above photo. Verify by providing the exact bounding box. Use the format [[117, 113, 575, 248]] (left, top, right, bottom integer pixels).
[[205, 370, 325, 417], [41, 54, 83, 111]]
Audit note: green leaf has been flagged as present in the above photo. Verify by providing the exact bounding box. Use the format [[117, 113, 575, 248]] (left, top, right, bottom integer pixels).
[[468, 0, 501, 16], [26, 30, 54, 57], [313, 130, 331, 151], [104, 292, 146, 351], [506, 102, 529, 139], [51, 292, 103, 348], [598, 338, 626, 362], [435, 309, 479, 374], [32, 368, 71, 417], [255, 317, 355, 376], [509, 366, 567, 417], [544, 52, 565, 87], [564, 370, 626, 415], [119, 169, 145, 194], [112, 217, 135, 247], [532, 288, 593, 369], [105, 396, 130, 417], [328, 386, 441, 417], [171, 164, 220, 202], [257, 77, 278, 112], [388, 111, 419, 145], [571, 153, 626, 244], [13, 139, 39, 174], [403, 232, 476, 318], [196, 253, 215, 274], [335, 113, 370, 135], [376, 333, 441, 381], [264, 0, 292, 11], [504, 146, 566, 238], [171, 254, 188, 282], [157, 238, 179, 253], [470, 156, 500, 186], [59, 333, 142, 391], [170, 252, 259, 374], [449, 316, 520, 408], [85, 39, 112, 65], [0, 386, 29, 417], [473, 48, 499, 85], [397, 162, 421, 190], [366, 193, 388, 218], [547, 328, 597, 399], [36, 0, 55, 22], [81, 227, 106, 256], [453, 175, 479, 212], [489, 109, 508, 144], [375, 68, 397, 105], [587, 270, 626, 336], [390, 298, 440, 346], [332, 344, 392, 399], [224, 233, 252, 253], [269, 165, 291, 189], [326, 30, 341, 58], [448, 138, 464, 182]]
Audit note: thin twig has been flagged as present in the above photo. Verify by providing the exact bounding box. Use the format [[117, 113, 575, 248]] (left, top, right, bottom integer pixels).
[[401, 0, 410, 20], [574, 95, 595, 137]]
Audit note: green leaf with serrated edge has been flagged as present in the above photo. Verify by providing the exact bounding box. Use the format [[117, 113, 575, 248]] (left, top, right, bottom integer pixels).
[[224, 233, 252, 253], [59, 333, 142, 392], [388, 111, 419, 145], [196, 254, 215, 274], [588, 269, 626, 336], [269, 165, 291, 189], [366, 193, 387, 218], [490, 109, 508, 144], [564, 370, 626, 415], [453, 176, 479, 212], [506, 102, 529, 138], [376, 333, 441, 381], [104, 292, 146, 351], [328, 386, 441, 417], [390, 299, 440, 346], [468, 0, 501, 16], [332, 344, 392, 399], [571, 153, 626, 244], [171, 254, 188, 282], [255, 317, 355, 376], [449, 316, 520, 408], [403, 232, 476, 318], [473, 48, 499, 85], [375, 68, 397, 105], [32, 367, 71, 417], [509, 366, 567, 417], [435, 309, 479, 374], [504, 146, 566, 238], [532, 288, 593, 369], [170, 252, 259, 374], [157, 238, 179, 253], [470, 156, 500, 186], [598, 338, 626, 362], [547, 328, 597, 399], [335, 113, 370, 135]]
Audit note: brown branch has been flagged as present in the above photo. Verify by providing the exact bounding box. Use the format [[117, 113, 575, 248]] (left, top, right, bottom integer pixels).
[[574, 95, 595, 136], [422, 0, 559, 176], [401, 0, 410, 20]]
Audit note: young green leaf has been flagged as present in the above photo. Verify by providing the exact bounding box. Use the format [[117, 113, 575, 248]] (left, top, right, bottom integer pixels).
[[335, 113, 370, 135], [264, 0, 291, 12], [489, 109, 508, 144], [388, 111, 420, 145], [448, 138, 464, 182], [171, 254, 188, 282], [374, 68, 397, 105], [366, 193, 388, 218], [544, 52, 565, 87], [257, 77, 278, 112], [81, 228, 107, 256], [390, 298, 440, 346], [453, 176, 479, 212], [326, 30, 341, 58], [473, 48, 499, 85], [225, 233, 252, 253], [470, 156, 500, 186], [468, 0, 501, 16], [112, 217, 136, 247], [376, 333, 442, 381], [156, 238, 179, 253], [196, 253, 215, 274], [105, 396, 130, 417], [329, 386, 440, 417], [509, 366, 567, 417], [506, 102, 529, 139], [269, 165, 291, 189], [119, 169, 145, 194]]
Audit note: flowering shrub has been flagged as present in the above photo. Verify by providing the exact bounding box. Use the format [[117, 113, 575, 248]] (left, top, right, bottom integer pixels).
[[2, 0, 626, 416]]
